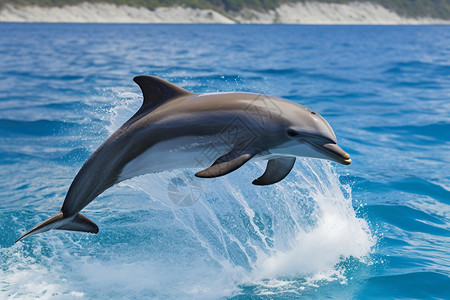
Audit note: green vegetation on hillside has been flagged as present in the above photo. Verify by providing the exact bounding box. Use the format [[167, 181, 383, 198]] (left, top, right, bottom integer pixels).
[[1, 0, 449, 20]]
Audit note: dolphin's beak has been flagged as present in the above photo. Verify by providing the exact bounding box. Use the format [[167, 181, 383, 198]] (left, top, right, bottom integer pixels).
[[322, 143, 352, 165], [307, 141, 352, 165]]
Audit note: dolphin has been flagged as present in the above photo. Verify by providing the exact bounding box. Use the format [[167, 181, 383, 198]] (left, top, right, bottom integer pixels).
[[16, 75, 351, 242]]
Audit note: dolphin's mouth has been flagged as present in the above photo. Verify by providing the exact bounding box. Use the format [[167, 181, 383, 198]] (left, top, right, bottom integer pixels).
[[307, 141, 352, 165]]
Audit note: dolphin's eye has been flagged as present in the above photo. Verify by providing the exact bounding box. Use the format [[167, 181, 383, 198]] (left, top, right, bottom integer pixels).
[[311, 111, 316, 114], [286, 128, 300, 138]]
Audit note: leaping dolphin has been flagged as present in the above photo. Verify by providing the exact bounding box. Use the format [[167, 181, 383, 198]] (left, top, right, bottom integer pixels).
[[16, 75, 351, 242]]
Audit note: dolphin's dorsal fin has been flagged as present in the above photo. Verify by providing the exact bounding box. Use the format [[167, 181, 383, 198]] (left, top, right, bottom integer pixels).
[[252, 157, 296, 185], [133, 75, 192, 112]]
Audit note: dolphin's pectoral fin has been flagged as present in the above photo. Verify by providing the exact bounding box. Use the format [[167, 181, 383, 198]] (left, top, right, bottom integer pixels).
[[15, 211, 99, 243], [195, 149, 259, 178], [252, 157, 296, 186]]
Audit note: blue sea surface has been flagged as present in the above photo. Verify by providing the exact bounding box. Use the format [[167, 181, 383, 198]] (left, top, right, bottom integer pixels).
[[0, 24, 449, 299]]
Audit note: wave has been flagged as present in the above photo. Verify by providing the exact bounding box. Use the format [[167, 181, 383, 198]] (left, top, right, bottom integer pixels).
[[364, 122, 450, 144], [0, 119, 77, 137], [361, 272, 450, 299]]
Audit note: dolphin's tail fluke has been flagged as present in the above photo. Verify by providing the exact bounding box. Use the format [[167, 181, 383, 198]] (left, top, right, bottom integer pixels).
[[15, 211, 99, 243]]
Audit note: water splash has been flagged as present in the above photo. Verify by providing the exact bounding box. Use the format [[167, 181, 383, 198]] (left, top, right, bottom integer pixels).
[[102, 90, 375, 293], [125, 159, 375, 285]]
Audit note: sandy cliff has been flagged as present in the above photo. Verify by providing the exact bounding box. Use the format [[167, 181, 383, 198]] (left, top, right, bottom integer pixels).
[[0, 2, 448, 24]]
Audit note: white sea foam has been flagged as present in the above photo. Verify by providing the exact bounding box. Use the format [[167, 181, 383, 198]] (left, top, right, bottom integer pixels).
[[1, 239, 86, 299], [251, 165, 374, 281]]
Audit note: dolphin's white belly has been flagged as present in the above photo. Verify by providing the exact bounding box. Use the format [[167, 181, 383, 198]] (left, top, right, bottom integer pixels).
[[118, 135, 231, 182]]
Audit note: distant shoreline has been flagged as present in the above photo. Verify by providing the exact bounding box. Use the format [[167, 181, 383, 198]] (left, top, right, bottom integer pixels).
[[0, 2, 449, 25]]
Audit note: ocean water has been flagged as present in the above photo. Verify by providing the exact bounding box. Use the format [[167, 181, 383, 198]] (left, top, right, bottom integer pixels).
[[0, 23, 449, 299]]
